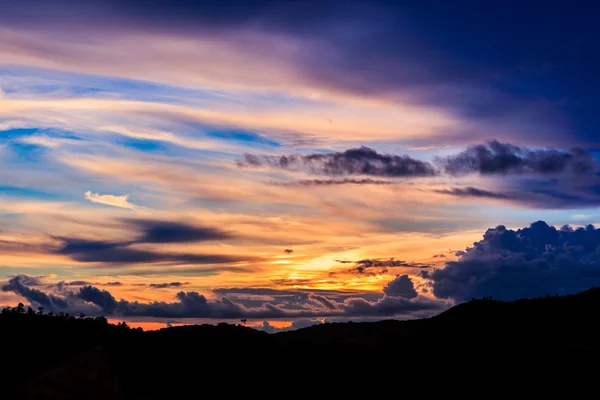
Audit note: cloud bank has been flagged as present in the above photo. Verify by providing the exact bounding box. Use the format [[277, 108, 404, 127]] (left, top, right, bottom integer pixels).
[[2, 274, 448, 320], [432, 221, 600, 301]]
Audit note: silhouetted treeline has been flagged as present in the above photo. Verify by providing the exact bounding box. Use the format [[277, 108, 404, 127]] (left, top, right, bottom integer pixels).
[[3, 290, 600, 398]]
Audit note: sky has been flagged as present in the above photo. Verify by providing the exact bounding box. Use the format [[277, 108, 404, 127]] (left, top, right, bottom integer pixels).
[[1, 0, 600, 331]]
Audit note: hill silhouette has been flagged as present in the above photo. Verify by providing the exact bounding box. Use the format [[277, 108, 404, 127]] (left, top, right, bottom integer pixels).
[[3, 289, 600, 398]]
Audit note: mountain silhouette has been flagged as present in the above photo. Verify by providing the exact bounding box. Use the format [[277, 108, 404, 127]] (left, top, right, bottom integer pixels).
[[3, 289, 600, 398]]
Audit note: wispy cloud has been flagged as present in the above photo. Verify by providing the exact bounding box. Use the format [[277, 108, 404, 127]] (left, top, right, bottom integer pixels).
[[84, 191, 138, 210]]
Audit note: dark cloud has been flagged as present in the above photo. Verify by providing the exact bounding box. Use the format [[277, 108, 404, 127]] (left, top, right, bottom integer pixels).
[[272, 178, 395, 186], [48, 219, 242, 266], [104, 281, 123, 286], [124, 219, 230, 244], [239, 147, 437, 178], [432, 254, 446, 258], [53, 237, 245, 265], [434, 187, 513, 200], [436, 141, 596, 176], [340, 258, 430, 275], [65, 280, 91, 286], [56, 238, 121, 255], [77, 285, 118, 314], [418, 270, 431, 279], [382, 275, 418, 299], [245, 143, 599, 208], [149, 282, 187, 289], [243, 141, 600, 212], [2, 275, 68, 310], [432, 221, 600, 302]]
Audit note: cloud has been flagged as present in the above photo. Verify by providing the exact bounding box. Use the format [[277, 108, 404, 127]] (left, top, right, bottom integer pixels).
[[239, 147, 437, 178], [340, 258, 430, 275], [243, 142, 598, 196], [271, 178, 395, 186], [434, 187, 513, 199], [77, 285, 118, 314], [431, 221, 600, 302], [53, 237, 245, 265], [104, 281, 123, 286], [49, 218, 241, 265], [338, 294, 445, 317], [382, 275, 418, 299], [418, 270, 431, 279], [149, 282, 186, 289], [2, 275, 68, 309], [64, 280, 90, 286], [85, 191, 138, 210], [436, 140, 596, 176], [13, 275, 44, 286], [3, 275, 448, 319], [124, 219, 230, 244], [308, 293, 337, 310], [436, 184, 600, 210]]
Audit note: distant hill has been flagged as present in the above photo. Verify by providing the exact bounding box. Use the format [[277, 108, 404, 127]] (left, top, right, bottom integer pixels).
[[3, 289, 600, 398]]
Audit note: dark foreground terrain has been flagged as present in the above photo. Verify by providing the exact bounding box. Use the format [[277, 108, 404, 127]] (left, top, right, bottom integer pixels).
[[2, 289, 600, 398]]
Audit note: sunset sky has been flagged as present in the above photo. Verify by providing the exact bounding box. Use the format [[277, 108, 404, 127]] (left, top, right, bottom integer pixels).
[[1, 0, 600, 331]]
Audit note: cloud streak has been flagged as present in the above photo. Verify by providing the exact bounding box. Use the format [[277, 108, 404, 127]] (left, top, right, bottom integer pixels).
[[434, 187, 513, 200], [338, 258, 430, 275], [149, 282, 187, 289], [44, 218, 245, 266], [124, 219, 231, 244], [271, 178, 395, 186], [53, 237, 245, 265]]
